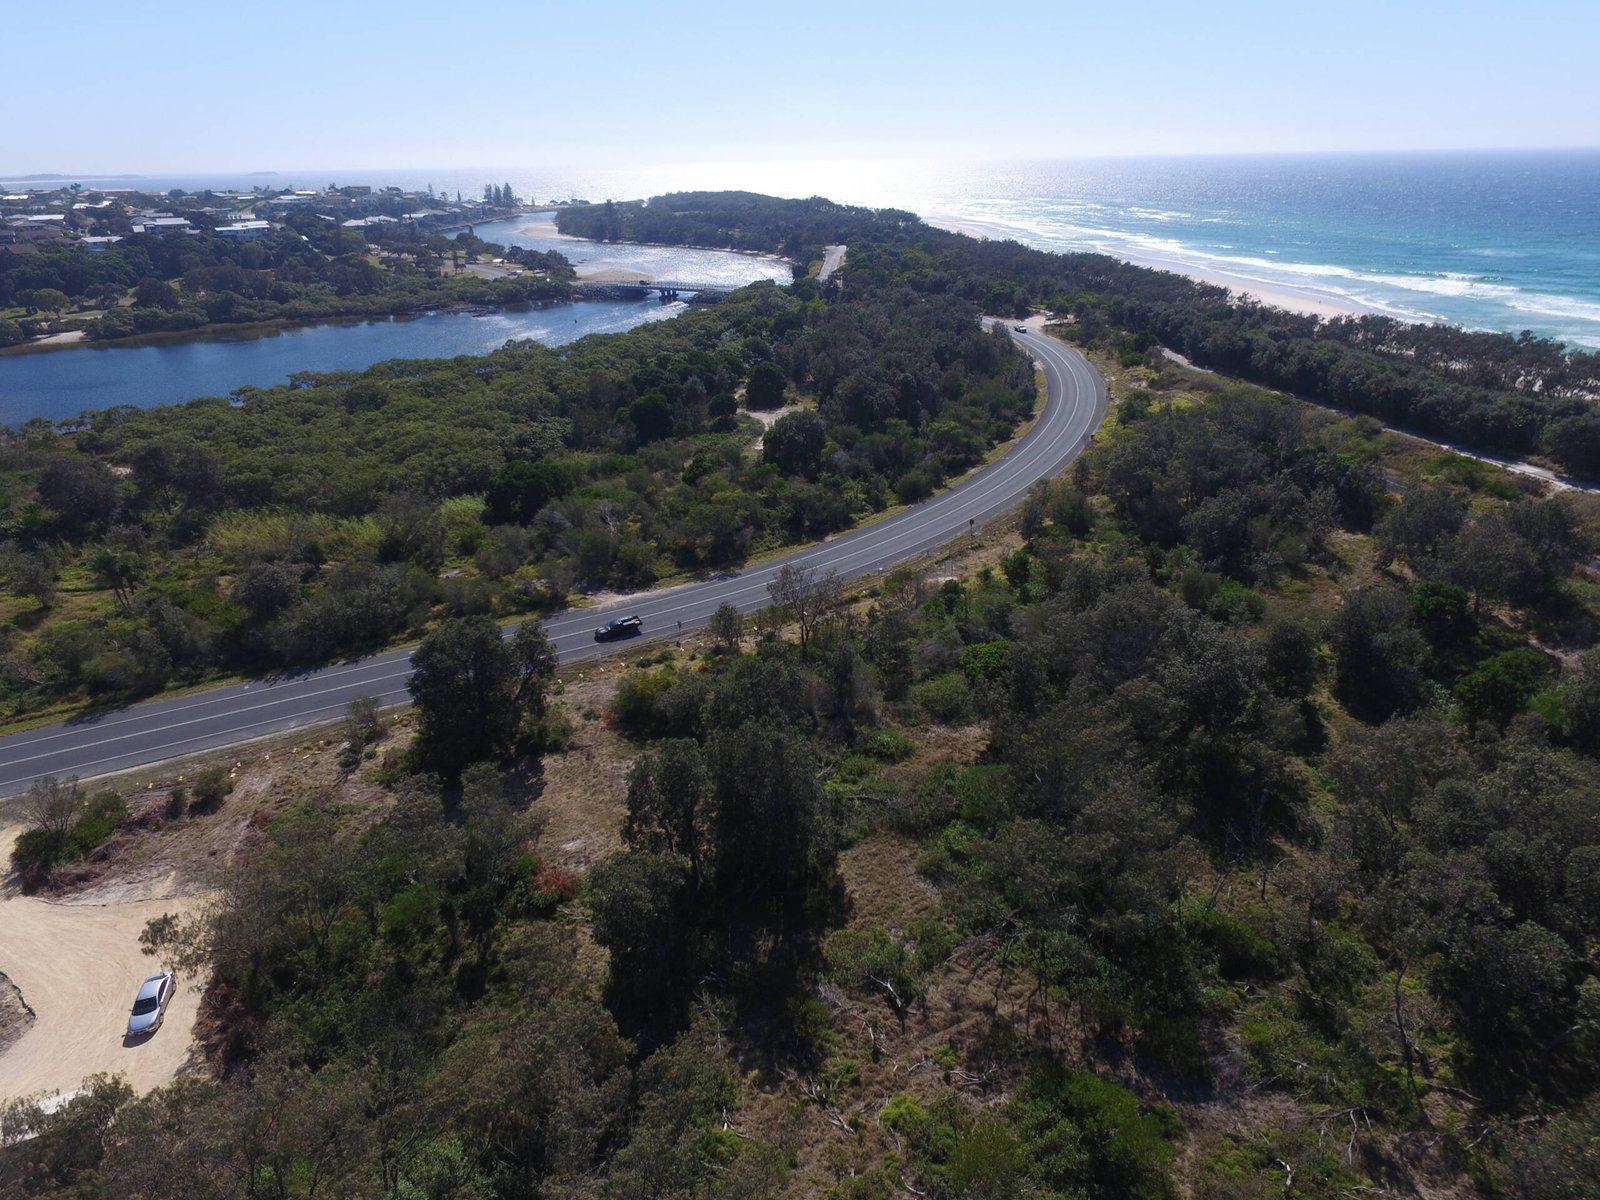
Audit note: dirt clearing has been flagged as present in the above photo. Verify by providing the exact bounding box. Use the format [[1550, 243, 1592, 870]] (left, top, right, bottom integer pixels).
[[0, 824, 206, 1105]]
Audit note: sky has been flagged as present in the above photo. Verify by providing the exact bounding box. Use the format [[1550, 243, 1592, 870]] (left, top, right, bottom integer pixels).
[[7, 0, 1598, 174]]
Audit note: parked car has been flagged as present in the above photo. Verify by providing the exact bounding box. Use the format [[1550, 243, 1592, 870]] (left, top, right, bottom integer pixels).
[[126, 970, 175, 1038], [594, 615, 644, 642]]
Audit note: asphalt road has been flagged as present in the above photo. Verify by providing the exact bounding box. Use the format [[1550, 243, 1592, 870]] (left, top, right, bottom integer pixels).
[[0, 326, 1106, 796]]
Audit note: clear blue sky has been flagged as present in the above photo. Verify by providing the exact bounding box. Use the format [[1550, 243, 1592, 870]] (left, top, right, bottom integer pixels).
[[8, 0, 1597, 173]]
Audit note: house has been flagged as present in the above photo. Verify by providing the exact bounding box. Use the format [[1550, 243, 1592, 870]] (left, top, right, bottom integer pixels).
[[215, 220, 270, 242], [10, 224, 67, 243], [132, 217, 193, 235], [80, 235, 124, 252]]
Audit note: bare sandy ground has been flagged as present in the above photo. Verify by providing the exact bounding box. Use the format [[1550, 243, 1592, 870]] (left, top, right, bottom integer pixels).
[[576, 267, 656, 282], [31, 330, 88, 346], [517, 211, 579, 241], [0, 824, 206, 1106]]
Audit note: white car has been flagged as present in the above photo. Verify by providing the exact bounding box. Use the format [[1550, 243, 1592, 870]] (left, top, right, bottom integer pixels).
[[125, 970, 175, 1038]]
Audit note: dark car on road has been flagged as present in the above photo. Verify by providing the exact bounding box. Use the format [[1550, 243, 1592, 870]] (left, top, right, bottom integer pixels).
[[594, 615, 644, 642]]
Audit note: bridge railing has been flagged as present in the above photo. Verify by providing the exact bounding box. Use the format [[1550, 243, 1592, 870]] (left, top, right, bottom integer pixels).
[[570, 279, 738, 294]]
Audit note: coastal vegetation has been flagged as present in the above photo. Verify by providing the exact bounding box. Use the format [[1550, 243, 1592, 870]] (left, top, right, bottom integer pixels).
[[4, 192, 1600, 1198], [0, 279, 1033, 720], [560, 192, 1600, 477], [7, 354, 1600, 1197]]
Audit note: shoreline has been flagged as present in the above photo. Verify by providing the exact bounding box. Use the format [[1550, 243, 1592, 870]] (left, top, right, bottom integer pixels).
[[926, 215, 1375, 323], [513, 210, 796, 270], [3, 218, 790, 360], [0, 298, 583, 360]]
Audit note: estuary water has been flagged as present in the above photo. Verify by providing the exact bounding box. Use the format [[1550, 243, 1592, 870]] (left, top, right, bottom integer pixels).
[[462, 214, 794, 289], [0, 229, 789, 426], [75, 151, 1589, 348], [6, 150, 1597, 426], [0, 299, 691, 426]]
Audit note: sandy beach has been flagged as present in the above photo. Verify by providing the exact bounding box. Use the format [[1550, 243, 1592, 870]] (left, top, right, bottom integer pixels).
[[516, 211, 581, 241], [926, 216, 1367, 322], [578, 268, 658, 283], [1121, 256, 1365, 321]]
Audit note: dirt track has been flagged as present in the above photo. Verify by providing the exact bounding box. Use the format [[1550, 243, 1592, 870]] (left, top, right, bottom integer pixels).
[[0, 825, 206, 1106]]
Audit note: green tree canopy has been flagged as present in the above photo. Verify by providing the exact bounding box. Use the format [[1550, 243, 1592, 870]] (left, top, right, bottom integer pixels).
[[408, 616, 556, 776]]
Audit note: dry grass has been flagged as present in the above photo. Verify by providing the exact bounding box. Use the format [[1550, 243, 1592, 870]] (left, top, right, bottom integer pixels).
[[537, 664, 637, 871], [42, 721, 399, 903], [838, 838, 938, 934]]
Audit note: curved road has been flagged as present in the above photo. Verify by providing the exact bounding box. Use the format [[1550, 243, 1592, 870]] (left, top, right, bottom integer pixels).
[[0, 327, 1106, 795]]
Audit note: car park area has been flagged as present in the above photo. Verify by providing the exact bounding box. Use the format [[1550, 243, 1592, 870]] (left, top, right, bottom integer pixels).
[[0, 824, 204, 1105]]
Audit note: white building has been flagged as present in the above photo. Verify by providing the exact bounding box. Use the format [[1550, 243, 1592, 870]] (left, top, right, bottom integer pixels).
[[132, 217, 193, 235], [215, 220, 271, 242]]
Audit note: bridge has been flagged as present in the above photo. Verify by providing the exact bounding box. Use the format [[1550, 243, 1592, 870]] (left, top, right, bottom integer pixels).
[[570, 278, 746, 303]]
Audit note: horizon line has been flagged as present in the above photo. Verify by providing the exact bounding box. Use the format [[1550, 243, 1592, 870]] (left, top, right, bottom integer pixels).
[[7, 143, 1600, 182]]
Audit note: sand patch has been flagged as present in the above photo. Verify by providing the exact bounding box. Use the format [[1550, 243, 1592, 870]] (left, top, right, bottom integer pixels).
[[575, 267, 655, 283], [0, 823, 206, 1105], [537, 669, 636, 870], [516, 212, 580, 241]]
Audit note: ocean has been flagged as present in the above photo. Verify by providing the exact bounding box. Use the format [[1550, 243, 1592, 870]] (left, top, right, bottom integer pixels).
[[8, 149, 1600, 348]]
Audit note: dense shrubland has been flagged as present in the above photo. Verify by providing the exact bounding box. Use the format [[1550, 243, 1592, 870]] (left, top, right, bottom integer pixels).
[[10, 373, 1600, 1197], [6, 194, 1600, 1198], [562, 191, 1600, 475], [0, 279, 1032, 719]]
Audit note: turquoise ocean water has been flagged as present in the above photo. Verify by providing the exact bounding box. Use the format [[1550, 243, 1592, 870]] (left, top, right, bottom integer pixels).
[[4, 150, 1597, 424], [16, 151, 1595, 346]]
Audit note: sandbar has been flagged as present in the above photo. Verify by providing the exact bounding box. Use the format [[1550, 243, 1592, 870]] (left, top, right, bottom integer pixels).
[[516, 211, 581, 241]]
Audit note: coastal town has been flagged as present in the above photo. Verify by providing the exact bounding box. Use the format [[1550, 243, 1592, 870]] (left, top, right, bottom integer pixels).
[[0, 182, 584, 349], [1, 180, 544, 251]]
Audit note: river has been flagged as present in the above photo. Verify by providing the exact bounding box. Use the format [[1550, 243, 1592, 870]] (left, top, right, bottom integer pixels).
[[0, 226, 790, 427], [461, 213, 795, 289]]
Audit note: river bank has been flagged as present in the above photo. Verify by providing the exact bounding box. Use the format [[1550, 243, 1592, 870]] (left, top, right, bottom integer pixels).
[[1, 225, 791, 424], [0, 298, 694, 425], [0, 300, 550, 361]]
